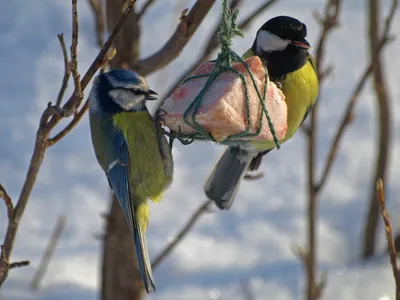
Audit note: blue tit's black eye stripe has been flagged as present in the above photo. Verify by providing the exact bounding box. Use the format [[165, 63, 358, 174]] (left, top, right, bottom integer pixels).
[[117, 87, 146, 95]]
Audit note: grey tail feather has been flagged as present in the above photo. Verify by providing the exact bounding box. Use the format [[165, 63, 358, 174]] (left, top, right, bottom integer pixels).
[[133, 212, 156, 293], [203, 147, 251, 210]]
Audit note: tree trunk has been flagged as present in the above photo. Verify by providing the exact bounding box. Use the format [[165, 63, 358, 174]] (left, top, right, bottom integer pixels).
[[101, 0, 144, 298]]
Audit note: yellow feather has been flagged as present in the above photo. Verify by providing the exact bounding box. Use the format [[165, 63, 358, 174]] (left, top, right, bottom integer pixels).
[[112, 112, 170, 207], [242, 49, 319, 151]]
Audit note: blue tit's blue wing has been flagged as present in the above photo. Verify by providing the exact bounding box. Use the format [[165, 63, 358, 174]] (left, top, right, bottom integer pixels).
[[90, 115, 155, 292], [90, 115, 133, 227], [105, 129, 132, 223]]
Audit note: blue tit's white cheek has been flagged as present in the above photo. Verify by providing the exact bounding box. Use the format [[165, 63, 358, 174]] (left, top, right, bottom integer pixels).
[[108, 89, 138, 111], [256, 30, 291, 52]]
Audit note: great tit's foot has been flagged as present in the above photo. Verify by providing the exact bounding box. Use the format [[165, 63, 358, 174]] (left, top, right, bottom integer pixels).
[[273, 81, 282, 90]]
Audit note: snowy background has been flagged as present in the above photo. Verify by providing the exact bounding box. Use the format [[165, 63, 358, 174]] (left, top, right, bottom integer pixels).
[[1, 0, 400, 299]]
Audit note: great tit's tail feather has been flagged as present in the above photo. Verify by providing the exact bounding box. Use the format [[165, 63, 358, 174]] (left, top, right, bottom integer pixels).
[[204, 147, 251, 210]]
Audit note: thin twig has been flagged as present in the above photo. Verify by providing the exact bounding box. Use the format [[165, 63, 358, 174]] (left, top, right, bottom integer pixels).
[[238, 0, 280, 31], [134, 0, 216, 76], [362, 0, 397, 259], [377, 179, 400, 299], [0, 184, 13, 220], [87, 0, 105, 48], [0, 0, 136, 288], [55, 34, 71, 107], [315, 0, 397, 193], [152, 200, 213, 269], [9, 261, 30, 269], [31, 215, 67, 290], [48, 48, 116, 147], [48, 102, 89, 146], [306, 1, 342, 299], [70, 0, 83, 112], [313, 0, 342, 81], [137, 0, 157, 19], [45, 1, 136, 131]]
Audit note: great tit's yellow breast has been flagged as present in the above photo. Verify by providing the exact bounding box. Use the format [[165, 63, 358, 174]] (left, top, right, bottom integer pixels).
[[252, 58, 319, 151], [281, 59, 318, 140], [113, 112, 170, 204]]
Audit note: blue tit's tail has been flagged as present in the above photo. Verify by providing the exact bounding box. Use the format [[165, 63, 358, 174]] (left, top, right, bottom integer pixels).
[[132, 204, 155, 293], [203, 147, 252, 210]]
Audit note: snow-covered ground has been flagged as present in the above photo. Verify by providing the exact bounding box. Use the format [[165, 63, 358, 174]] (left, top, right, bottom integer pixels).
[[1, 0, 400, 299]]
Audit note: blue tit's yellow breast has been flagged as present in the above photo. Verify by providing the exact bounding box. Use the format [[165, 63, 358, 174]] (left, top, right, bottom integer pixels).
[[112, 111, 170, 203]]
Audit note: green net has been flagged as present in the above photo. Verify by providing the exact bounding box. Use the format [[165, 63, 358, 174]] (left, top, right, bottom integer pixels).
[[173, 0, 281, 149]]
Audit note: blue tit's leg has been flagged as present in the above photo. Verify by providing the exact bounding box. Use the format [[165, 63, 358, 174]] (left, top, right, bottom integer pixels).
[[154, 116, 174, 178]]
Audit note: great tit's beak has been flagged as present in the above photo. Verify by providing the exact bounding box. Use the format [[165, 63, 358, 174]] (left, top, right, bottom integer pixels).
[[146, 89, 158, 100], [291, 39, 311, 50]]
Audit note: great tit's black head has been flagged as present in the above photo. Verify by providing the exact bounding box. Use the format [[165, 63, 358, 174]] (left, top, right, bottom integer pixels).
[[89, 68, 158, 114], [254, 16, 310, 54]]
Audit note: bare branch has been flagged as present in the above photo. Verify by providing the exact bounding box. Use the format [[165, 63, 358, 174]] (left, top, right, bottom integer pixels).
[[377, 179, 400, 299], [55, 34, 71, 107], [316, 0, 397, 193], [70, 0, 83, 112], [313, 0, 342, 80], [31, 215, 67, 290], [0, 0, 136, 287], [152, 200, 213, 269], [306, 1, 342, 299], [48, 49, 116, 147], [362, 0, 397, 259], [137, 0, 157, 19], [134, 0, 216, 76], [88, 0, 105, 48], [238, 0, 280, 30]]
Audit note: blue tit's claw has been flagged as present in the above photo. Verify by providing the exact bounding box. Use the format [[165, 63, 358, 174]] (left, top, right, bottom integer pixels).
[[155, 108, 167, 125], [173, 126, 195, 145]]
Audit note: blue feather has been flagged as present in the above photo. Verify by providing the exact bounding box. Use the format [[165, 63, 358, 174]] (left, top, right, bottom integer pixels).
[[103, 121, 155, 292]]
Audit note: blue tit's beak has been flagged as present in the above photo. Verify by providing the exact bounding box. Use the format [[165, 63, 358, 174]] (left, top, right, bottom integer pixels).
[[291, 38, 311, 50], [146, 89, 158, 101]]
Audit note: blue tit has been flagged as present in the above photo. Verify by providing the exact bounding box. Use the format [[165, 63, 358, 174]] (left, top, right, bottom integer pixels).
[[204, 16, 319, 209], [88, 69, 173, 293]]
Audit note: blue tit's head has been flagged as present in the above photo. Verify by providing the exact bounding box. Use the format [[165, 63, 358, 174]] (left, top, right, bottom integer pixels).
[[89, 69, 158, 115]]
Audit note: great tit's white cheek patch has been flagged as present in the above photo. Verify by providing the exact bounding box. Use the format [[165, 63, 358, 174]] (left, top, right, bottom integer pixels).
[[257, 30, 290, 52]]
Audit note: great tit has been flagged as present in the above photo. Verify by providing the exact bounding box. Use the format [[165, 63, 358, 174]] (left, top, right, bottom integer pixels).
[[88, 69, 173, 292], [204, 16, 319, 209]]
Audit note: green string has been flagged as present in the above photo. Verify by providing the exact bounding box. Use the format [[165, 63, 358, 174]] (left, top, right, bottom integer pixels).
[[178, 0, 281, 149]]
